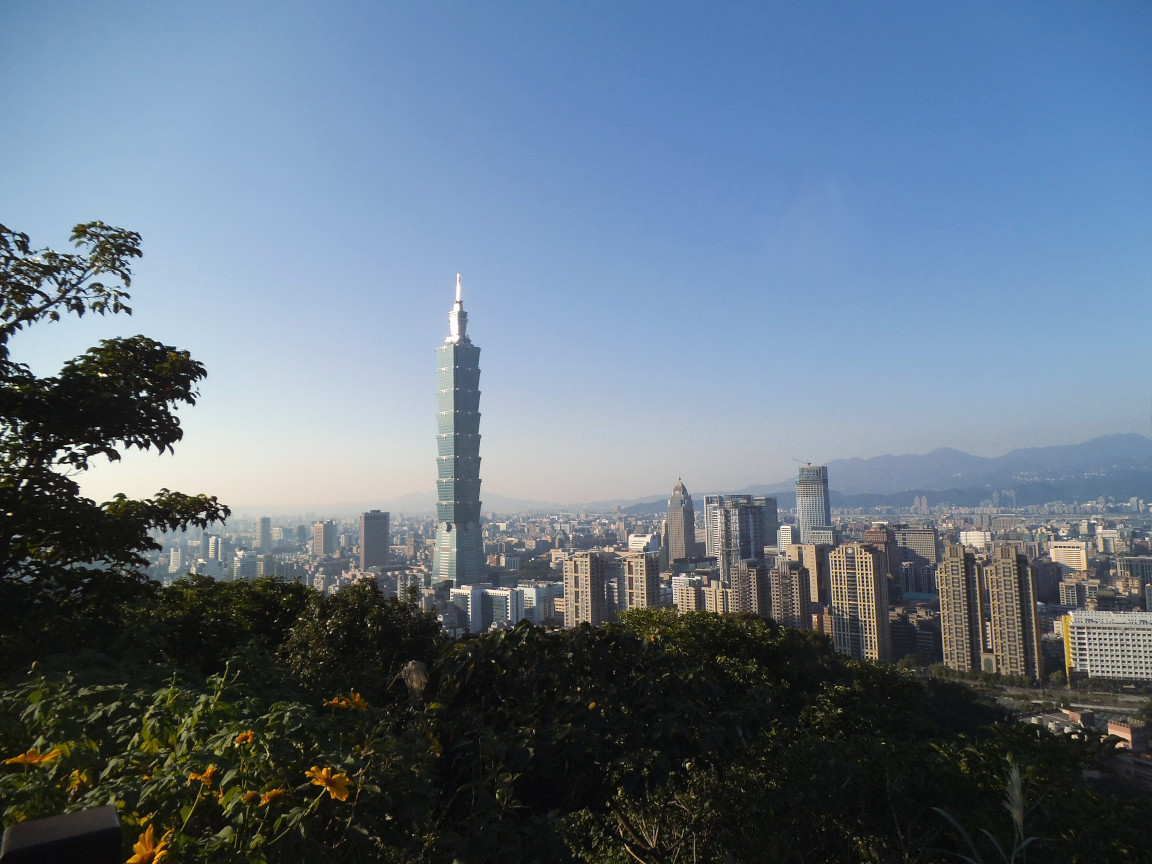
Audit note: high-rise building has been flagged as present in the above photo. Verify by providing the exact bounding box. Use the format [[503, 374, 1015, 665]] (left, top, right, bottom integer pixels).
[[704, 495, 723, 559], [829, 543, 891, 662], [312, 520, 336, 557], [751, 497, 779, 556], [795, 465, 831, 545], [985, 545, 1042, 680], [564, 551, 607, 628], [937, 545, 984, 674], [713, 495, 768, 580], [729, 559, 770, 617], [360, 510, 390, 569], [433, 275, 484, 586], [622, 551, 661, 611], [256, 517, 272, 553], [863, 523, 900, 583], [938, 544, 1042, 681], [769, 559, 811, 630], [894, 525, 940, 593], [666, 479, 698, 562]]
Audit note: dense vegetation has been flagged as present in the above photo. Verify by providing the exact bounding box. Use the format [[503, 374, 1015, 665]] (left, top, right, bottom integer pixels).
[[4, 587, 1152, 863], [4, 224, 1151, 861]]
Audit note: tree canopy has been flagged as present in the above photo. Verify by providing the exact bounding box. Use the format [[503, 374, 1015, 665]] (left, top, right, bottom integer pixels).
[[0, 221, 227, 659]]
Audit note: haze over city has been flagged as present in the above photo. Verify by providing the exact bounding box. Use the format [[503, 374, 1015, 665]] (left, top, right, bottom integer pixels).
[[4, 2, 1150, 508]]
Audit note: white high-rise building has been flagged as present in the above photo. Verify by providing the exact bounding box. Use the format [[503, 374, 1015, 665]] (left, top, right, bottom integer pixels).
[[795, 465, 831, 545]]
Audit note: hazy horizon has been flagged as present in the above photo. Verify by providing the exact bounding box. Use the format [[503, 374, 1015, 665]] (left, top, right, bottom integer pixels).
[[5, 3, 1149, 507]]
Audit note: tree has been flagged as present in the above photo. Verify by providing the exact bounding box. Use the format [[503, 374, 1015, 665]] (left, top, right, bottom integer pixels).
[[0, 222, 227, 662]]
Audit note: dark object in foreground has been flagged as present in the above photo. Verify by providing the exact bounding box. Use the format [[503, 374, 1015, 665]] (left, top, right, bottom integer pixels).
[[0, 806, 120, 864]]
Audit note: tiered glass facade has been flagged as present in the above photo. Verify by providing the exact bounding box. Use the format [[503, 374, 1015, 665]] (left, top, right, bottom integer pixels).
[[433, 279, 484, 585]]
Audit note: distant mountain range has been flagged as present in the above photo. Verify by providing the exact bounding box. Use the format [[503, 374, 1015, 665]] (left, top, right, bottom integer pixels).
[[597, 434, 1152, 514], [231, 434, 1152, 518]]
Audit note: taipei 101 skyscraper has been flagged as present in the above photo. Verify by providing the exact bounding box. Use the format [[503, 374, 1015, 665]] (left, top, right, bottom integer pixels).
[[433, 275, 484, 585]]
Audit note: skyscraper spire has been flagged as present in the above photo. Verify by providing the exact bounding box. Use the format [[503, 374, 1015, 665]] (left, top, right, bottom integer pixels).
[[448, 273, 468, 343]]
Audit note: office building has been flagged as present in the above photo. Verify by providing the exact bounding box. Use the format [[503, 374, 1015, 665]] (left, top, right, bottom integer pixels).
[[563, 551, 607, 628], [360, 510, 390, 569], [485, 586, 526, 627], [714, 495, 769, 580], [666, 479, 699, 562], [433, 275, 485, 585], [1050, 541, 1089, 575], [795, 465, 832, 544], [256, 517, 271, 553], [704, 495, 723, 559], [894, 526, 940, 593], [1062, 612, 1152, 681], [829, 543, 891, 662]]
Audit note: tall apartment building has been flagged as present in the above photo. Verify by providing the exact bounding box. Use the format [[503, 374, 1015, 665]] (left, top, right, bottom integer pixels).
[[359, 510, 390, 569], [795, 465, 832, 545], [564, 551, 607, 628], [937, 545, 984, 673], [829, 543, 891, 662], [672, 575, 704, 613], [986, 545, 1042, 680], [729, 560, 770, 616], [666, 479, 698, 562], [938, 544, 1042, 680], [863, 524, 900, 582], [769, 559, 811, 630], [622, 551, 661, 611], [312, 520, 336, 557], [786, 543, 831, 606], [434, 275, 484, 586], [256, 517, 272, 553]]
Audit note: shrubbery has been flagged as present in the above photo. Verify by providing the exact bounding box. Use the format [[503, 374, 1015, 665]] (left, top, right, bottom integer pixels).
[[4, 586, 1152, 863]]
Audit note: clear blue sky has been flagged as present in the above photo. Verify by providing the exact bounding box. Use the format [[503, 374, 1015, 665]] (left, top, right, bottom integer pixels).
[[4, 1, 1150, 508]]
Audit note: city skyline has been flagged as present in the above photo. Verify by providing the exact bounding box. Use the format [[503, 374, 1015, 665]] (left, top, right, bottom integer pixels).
[[4, 3, 1150, 507]]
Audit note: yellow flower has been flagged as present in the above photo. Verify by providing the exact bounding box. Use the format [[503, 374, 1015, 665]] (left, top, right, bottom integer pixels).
[[242, 790, 260, 805], [67, 768, 91, 793], [126, 824, 171, 864], [188, 765, 218, 787], [234, 730, 255, 745], [3, 747, 63, 766], [260, 789, 287, 806], [305, 766, 352, 801], [323, 692, 369, 711]]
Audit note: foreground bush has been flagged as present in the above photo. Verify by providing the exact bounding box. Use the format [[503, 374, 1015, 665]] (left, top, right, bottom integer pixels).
[[3, 592, 1152, 863]]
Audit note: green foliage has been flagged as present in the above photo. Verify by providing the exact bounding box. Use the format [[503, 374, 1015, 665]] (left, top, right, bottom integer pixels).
[[0, 221, 228, 595], [4, 591, 1152, 862], [280, 581, 445, 701]]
